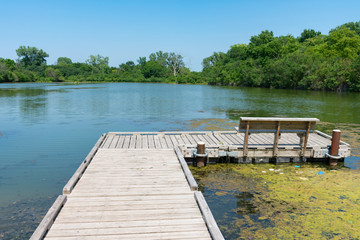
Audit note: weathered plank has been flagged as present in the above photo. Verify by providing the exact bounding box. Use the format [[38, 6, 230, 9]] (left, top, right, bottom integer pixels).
[[42, 147, 216, 239], [63, 134, 106, 195], [46, 223, 208, 237], [116, 135, 125, 148], [147, 135, 155, 149], [195, 191, 225, 240], [108, 135, 119, 148], [153, 134, 162, 149], [50, 218, 205, 230], [45, 231, 211, 240], [174, 146, 198, 191], [30, 195, 67, 240], [122, 135, 131, 148]]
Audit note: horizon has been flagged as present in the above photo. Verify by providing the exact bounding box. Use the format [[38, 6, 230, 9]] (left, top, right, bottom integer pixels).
[[1, 0, 360, 71]]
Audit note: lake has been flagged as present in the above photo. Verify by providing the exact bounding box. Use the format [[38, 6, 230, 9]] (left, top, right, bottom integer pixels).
[[0, 82, 359, 239]]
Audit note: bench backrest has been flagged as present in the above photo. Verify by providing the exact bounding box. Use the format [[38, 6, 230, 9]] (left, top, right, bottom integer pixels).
[[238, 117, 320, 157], [239, 117, 319, 132]]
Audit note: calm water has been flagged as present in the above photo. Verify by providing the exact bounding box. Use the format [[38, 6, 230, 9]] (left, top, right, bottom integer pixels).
[[0, 83, 359, 238]]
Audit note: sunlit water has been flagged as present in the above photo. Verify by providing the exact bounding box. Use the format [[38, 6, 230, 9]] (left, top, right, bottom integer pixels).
[[0, 83, 359, 238]]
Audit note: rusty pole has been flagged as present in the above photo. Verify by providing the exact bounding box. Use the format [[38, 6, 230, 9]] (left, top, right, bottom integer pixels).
[[197, 142, 206, 167], [329, 130, 341, 166]]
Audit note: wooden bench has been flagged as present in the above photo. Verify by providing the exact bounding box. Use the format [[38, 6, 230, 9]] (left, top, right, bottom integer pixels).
[[237, 117, 320, 157]]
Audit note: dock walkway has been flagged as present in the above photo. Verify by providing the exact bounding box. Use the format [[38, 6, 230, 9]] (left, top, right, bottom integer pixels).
[[31, 127, 351, 239], [31, 135, 223, 240], [101, 130, 350, 161]]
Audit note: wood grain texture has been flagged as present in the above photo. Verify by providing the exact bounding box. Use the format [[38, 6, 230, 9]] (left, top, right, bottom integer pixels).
[[195, 191, 225, 240], [44, 148, 212, 239]]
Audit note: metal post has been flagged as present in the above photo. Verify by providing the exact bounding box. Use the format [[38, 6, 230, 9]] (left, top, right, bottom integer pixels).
[[197, 142, 206, 167], [329, 130, 341, 166]]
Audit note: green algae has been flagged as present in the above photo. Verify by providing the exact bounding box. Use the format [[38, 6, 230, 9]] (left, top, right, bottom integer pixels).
[[180, 118, 237, 131], [191, 164, 360, 240]]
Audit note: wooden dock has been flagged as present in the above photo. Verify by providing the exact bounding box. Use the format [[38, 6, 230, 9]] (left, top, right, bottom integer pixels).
[[31, 135, 224, 240], [100, 130, 350, 163], [31, 117, 352, 239]]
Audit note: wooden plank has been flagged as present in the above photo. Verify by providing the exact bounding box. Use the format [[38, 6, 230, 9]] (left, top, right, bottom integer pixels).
[[102, 134, 114, 148], [175, 134, 186, 145], [45, 230, 211, 240], [273, 121, 281, 156], [129, 135, 136, 149], [63, 134, 106, 195], [191, 134, 203, 145], [50, 218, 205, 230], [153, 134, 162, 149], [30, 195, 67, 240], [46, 223, 208, 237], [185, 134, 197, 145], [54, 210, 205, 222], [244, 121, 250, 156], [108, 135, 119, 148], [174, 146, 198, 191], [122, 135, 131, 149], [196, 134, 213, 146], [64, 199, 197, 207], [67, 193, 194, 201], [213, 133, 232, 145], [168, 134, 179, 147], [202, 134, 216, 145], [147, 135, 155, 149], [159, 135, 168, 148], [249, 133, 267, 145], [208, 133, 222, 145], [58, 206, 200, 216], [141, 134, 148, 148], [69, 190, 194, 198], [164, 134, 174, 148], [181, 134, 192, 145], [64, 200, 197, 209], [240, 117, 320, 122], [239, 118, 319, 132], [220, 134, 237, 144], [116, 135, 125, 148], [195, 191, 225, 240]]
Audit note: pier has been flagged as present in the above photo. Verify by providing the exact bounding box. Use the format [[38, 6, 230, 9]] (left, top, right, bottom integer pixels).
[[31, 135, 223, 240], [31, 118, 351, 239]]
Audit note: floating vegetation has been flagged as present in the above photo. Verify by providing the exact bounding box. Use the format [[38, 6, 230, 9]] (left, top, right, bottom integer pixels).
[[191, 163, 360, 239], [181, 118, 236, 131]]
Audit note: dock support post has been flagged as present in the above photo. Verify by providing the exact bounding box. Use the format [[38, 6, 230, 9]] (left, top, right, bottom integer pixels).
[[329, 130, 341, 166], [197, 142, 206, 167]]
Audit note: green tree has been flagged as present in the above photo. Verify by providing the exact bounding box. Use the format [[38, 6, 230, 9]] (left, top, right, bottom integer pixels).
[[16, 46, 49, 67], [299, 29, 321, 42], [57, 57, 72, 65], [331, 21, 360, 36], [137, 57, 147, 67], [142, 61, 166, 78], [321, 27, 360, 59], [45, 67, 64, 82], [86, 54, 109, 68], [166, 52, 184, 77], [149, 51, 168, 66]]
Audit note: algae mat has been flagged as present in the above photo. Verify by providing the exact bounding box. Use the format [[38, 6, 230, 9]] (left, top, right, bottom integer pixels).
[[191, 164, 360, 240]]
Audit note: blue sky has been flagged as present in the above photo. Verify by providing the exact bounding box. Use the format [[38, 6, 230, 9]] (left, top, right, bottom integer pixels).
[[1, 0, 359, 71]]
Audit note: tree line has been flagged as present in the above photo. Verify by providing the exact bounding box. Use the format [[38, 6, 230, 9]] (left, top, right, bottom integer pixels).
[[1, 21, 360, 91]]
